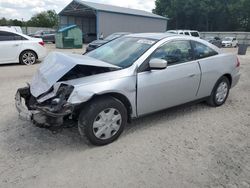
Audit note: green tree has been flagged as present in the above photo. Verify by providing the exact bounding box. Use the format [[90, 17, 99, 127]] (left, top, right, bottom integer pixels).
[[0, 17, 8, 26], [27, 10, 58, 28], [153, 0, 250, 31]]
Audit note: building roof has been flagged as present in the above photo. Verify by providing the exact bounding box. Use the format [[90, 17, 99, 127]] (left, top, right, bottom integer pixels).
[[61, 0, 167, 20]]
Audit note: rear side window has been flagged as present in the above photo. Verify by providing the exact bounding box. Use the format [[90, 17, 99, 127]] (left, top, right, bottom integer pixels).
[[192, 41, 218, 59], [184, 32, 189, 35], [0, 31, 27, 41], [151, 40, 193, 66]]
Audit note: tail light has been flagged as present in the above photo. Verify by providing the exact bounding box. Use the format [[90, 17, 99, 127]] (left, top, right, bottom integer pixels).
[[39, 41, 45, 46], [236, 57, 240, 67]]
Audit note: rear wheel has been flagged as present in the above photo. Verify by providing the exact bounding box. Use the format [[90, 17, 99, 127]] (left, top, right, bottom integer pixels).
[[207, 76, 230, 107], [19, 51, 37, 65], [78, 96, 127, 145]]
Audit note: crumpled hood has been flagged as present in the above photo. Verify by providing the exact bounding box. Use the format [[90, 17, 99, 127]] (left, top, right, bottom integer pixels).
[[30, 52, 119, 97]]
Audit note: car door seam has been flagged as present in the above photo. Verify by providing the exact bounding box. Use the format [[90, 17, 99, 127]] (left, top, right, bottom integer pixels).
[[196, 61, 202, 96]]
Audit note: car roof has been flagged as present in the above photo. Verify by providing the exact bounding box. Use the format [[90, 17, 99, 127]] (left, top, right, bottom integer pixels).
[[127, 33, 179, 40], [126, 32, 221, 51]]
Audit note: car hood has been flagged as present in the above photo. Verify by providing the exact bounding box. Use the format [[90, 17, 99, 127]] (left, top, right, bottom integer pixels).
[[222, 41, 231, 43], [89, 40, 108, 46], [30, 52, 120, 97]]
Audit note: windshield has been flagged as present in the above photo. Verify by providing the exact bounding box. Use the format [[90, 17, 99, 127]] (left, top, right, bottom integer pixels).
[[205, 37, 213, 40], [224, 37, 232, 41], [87, 37, 156, 68], [35, 30, 43, 34], [104, 34, 122, 41]]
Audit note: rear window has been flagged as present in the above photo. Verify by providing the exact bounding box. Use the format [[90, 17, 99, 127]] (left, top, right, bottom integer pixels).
[[0, 31, 27, 41], [192, 41, 218, 59]]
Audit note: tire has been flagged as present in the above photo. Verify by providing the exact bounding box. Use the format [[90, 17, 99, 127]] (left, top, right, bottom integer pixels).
[[78, 96, 127, 146], [19, 50, 37, 65], [207, 76, 230, 107]]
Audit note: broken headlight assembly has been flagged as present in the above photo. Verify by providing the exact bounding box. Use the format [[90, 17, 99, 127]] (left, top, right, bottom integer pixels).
[[35, 84, 74, 116]]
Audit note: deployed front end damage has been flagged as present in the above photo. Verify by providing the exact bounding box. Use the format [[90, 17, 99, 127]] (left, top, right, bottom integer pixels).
[[15, 52, 121, 129], [15, 84, 74, 128]]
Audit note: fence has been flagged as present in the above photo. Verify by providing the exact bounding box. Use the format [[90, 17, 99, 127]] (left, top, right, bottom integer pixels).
[[21, 27, 55, 35], [200, 32, 250, 45]]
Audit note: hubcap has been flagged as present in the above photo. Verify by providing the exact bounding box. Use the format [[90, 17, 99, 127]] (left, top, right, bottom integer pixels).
[[22, 52, 36, 65], [93, 108, 122, 140], [215, 82, 228, 103]]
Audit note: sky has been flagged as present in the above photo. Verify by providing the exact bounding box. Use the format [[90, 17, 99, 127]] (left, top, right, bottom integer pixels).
[[0, 0, 155, 21]]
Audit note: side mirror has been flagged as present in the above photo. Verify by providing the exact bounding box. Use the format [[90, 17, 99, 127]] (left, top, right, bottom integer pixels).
[[149, 58, 167, 70]]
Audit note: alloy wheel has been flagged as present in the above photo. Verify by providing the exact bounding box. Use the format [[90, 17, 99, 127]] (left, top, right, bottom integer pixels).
[[22, 52, 36, 65]]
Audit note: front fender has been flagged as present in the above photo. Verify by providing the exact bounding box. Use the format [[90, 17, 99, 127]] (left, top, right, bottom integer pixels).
[[67, 75, 137, 117]]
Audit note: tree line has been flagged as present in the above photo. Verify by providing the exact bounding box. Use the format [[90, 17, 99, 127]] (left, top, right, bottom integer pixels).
[[153, 0, 250, 31], [0, 10, 58, 28]]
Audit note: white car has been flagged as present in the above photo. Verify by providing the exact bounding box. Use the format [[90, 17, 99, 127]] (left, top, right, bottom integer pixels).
[[167, 30, 200, 38], [0, 28, 47, 65], [222, 37, 238, 48]]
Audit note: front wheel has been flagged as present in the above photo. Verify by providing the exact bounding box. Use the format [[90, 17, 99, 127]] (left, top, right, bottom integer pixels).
[[78, 96, 127, 145], [19, 51, 37, 65], [207, 76, 230, 107]]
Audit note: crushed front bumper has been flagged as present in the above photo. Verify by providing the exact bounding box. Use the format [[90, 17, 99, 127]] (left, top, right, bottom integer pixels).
[[15, 87, 74, 127], [15, 88, 34, 121]]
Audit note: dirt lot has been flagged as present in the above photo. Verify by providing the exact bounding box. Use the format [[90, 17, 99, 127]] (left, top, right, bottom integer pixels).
[[0, 45, 249, 188]]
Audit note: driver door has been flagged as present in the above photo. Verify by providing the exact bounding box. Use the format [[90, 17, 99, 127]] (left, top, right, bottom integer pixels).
[[137, 40, 201, 116]]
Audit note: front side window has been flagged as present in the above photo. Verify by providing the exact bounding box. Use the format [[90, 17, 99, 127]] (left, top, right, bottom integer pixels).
[[192, 41, 218, 59], [87, 37, 156, 68], [150, 40, 193, 66]]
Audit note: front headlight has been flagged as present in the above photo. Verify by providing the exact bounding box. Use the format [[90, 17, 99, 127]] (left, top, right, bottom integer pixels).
[[55, 84, 74, 101]]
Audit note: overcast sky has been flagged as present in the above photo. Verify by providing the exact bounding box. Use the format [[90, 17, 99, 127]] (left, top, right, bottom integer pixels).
[[0, 0, 155, 20]]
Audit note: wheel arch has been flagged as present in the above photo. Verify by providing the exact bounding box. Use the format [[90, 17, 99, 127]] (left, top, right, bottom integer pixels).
[[19, 49, 38, 63], [222, 73, 232, 87], [76, 92, 133, 122]]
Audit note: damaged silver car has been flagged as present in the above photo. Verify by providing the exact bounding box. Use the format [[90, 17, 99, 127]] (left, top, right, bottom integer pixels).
[[15, 33, 240, 145]]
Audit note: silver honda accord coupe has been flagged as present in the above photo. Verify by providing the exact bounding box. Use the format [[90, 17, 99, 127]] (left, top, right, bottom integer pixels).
[[15, 33, 240, 145]]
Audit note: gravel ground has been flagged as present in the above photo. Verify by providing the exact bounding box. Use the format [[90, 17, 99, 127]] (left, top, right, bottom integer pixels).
[[0, 45, 249, 188]]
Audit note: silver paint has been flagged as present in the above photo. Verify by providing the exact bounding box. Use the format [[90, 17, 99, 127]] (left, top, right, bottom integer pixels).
[[28, 34, 240, 119]]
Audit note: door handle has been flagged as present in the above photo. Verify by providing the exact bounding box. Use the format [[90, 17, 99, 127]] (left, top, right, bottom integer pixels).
[[13, 44, 19, 46]]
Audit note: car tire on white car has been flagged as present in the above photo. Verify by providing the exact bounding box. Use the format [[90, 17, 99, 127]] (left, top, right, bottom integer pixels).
[[19, 50, 37, 65], [78, 96, 127, 145], [207, 76, 230, 107]]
